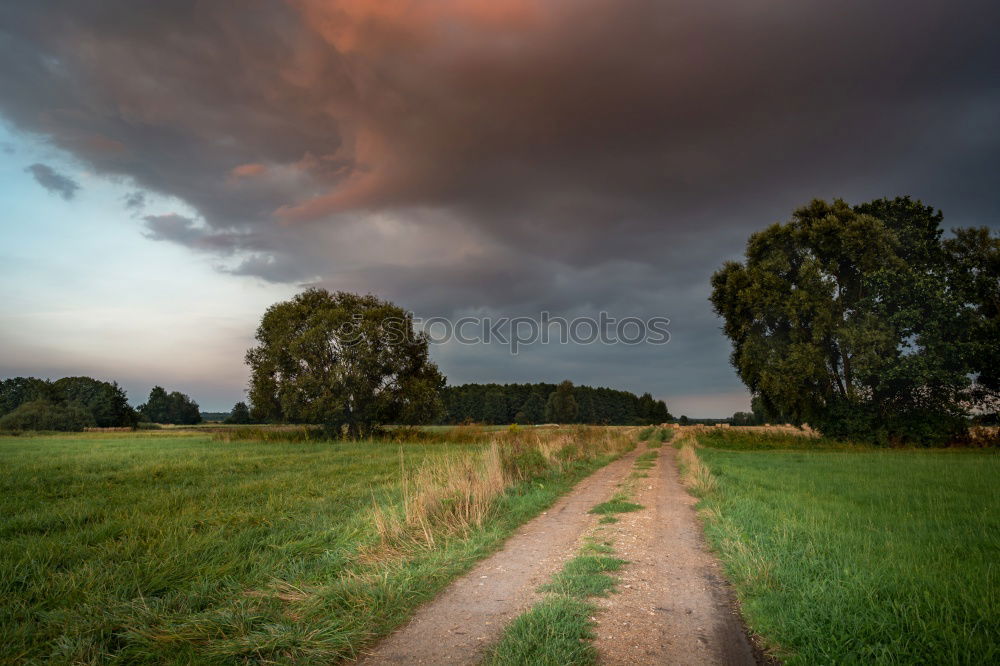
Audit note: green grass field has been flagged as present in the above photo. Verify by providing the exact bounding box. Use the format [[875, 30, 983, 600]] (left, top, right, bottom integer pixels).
[[0, 429, 625, 663], [692, 436, 1000, 664]]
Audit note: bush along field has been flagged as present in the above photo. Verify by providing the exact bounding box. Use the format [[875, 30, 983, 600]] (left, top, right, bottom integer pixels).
[[680, 429, 999, 664], [0, 426, 633, 663]]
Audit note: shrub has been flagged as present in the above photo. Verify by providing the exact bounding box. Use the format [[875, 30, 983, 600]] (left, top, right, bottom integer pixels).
[[0, 400, 95, 431], [500, 440, 549, 481]]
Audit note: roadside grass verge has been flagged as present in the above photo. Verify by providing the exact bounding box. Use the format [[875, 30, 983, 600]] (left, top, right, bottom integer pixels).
[[676, 440, 718, 497], [0, 427, 632, 663], [686, 436, 1000, 664]]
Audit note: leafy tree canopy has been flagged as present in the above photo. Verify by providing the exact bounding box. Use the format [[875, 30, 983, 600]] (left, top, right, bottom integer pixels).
[[138, 386, 202, 425], [0, 400, 95, 431], [0, 376, 136, 428], [516, 391, 546, 424], [246, 289, 445, 437], [52, 376, 137, 428], [711, 197, 999, 445], [226, 401, 252, 425]]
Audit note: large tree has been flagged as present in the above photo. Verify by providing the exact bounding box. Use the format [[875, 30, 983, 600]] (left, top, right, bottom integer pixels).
[[246, 289, 445, 437], [711, 197, 999, 444]]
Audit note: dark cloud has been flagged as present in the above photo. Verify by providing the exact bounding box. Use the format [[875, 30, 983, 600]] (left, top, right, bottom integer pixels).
[[2, 0, 999, 413], [25, 163, 80, 200], [122, 190, 146, 212], [142, 214, 205, 246], [142, 213, 266, 256]]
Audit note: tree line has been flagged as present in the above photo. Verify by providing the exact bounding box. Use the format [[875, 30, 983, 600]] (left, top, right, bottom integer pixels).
[[438, 380, 672, 425], [0, 376, 203, 431]]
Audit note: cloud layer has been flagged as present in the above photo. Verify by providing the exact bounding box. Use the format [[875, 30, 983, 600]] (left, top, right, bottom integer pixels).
[[1, 0, 998, 412]]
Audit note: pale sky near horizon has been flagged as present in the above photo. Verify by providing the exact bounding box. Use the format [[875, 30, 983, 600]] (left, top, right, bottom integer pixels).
[[1, 1, 998, 415]]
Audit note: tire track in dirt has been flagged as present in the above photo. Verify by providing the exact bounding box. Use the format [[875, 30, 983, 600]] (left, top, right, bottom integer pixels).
[[357, 447, 643, 665], [591, 444, 758, 665]]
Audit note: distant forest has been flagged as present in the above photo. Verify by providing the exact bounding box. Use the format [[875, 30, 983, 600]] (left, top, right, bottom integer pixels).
[[0, 376, 202, 431], [438, 382, 671, 425]]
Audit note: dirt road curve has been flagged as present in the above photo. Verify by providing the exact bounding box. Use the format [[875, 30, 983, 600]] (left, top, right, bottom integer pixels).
[[357, 448, 642, 665], [592, 446, 757, 665]]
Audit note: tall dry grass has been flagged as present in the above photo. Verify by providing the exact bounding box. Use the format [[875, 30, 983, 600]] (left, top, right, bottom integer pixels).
[[372, 427, 634, 547], [676, 433, 718, 496]]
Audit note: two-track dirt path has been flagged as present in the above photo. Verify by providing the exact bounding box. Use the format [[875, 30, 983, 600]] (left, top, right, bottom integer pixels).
[[358, 441, 759, 665], [591, 444, 757, 665], [358, 447, 642, 665]]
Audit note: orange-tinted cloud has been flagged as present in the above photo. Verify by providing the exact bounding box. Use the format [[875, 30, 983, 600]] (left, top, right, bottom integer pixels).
[[289, 0, 548, 53], [230, 163, 267, 179]]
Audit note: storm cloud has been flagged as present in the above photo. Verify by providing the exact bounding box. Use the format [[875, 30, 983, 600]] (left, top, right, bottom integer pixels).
[[25, 163, 80, 200], [1, 0, 998, 413]]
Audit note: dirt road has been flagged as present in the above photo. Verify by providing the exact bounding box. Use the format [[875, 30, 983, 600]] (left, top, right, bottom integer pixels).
[[591, 445, 757, 665], [358, 448, 642, 665], [358, 442, 758, 665]]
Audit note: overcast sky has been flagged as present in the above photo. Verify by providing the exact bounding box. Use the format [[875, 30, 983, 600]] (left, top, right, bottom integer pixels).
[[1, 1, 998, 415]]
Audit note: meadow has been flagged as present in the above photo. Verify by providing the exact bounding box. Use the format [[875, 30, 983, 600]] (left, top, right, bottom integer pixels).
[[687, 430, 1000, 664], [0, 427, 632, 663]]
